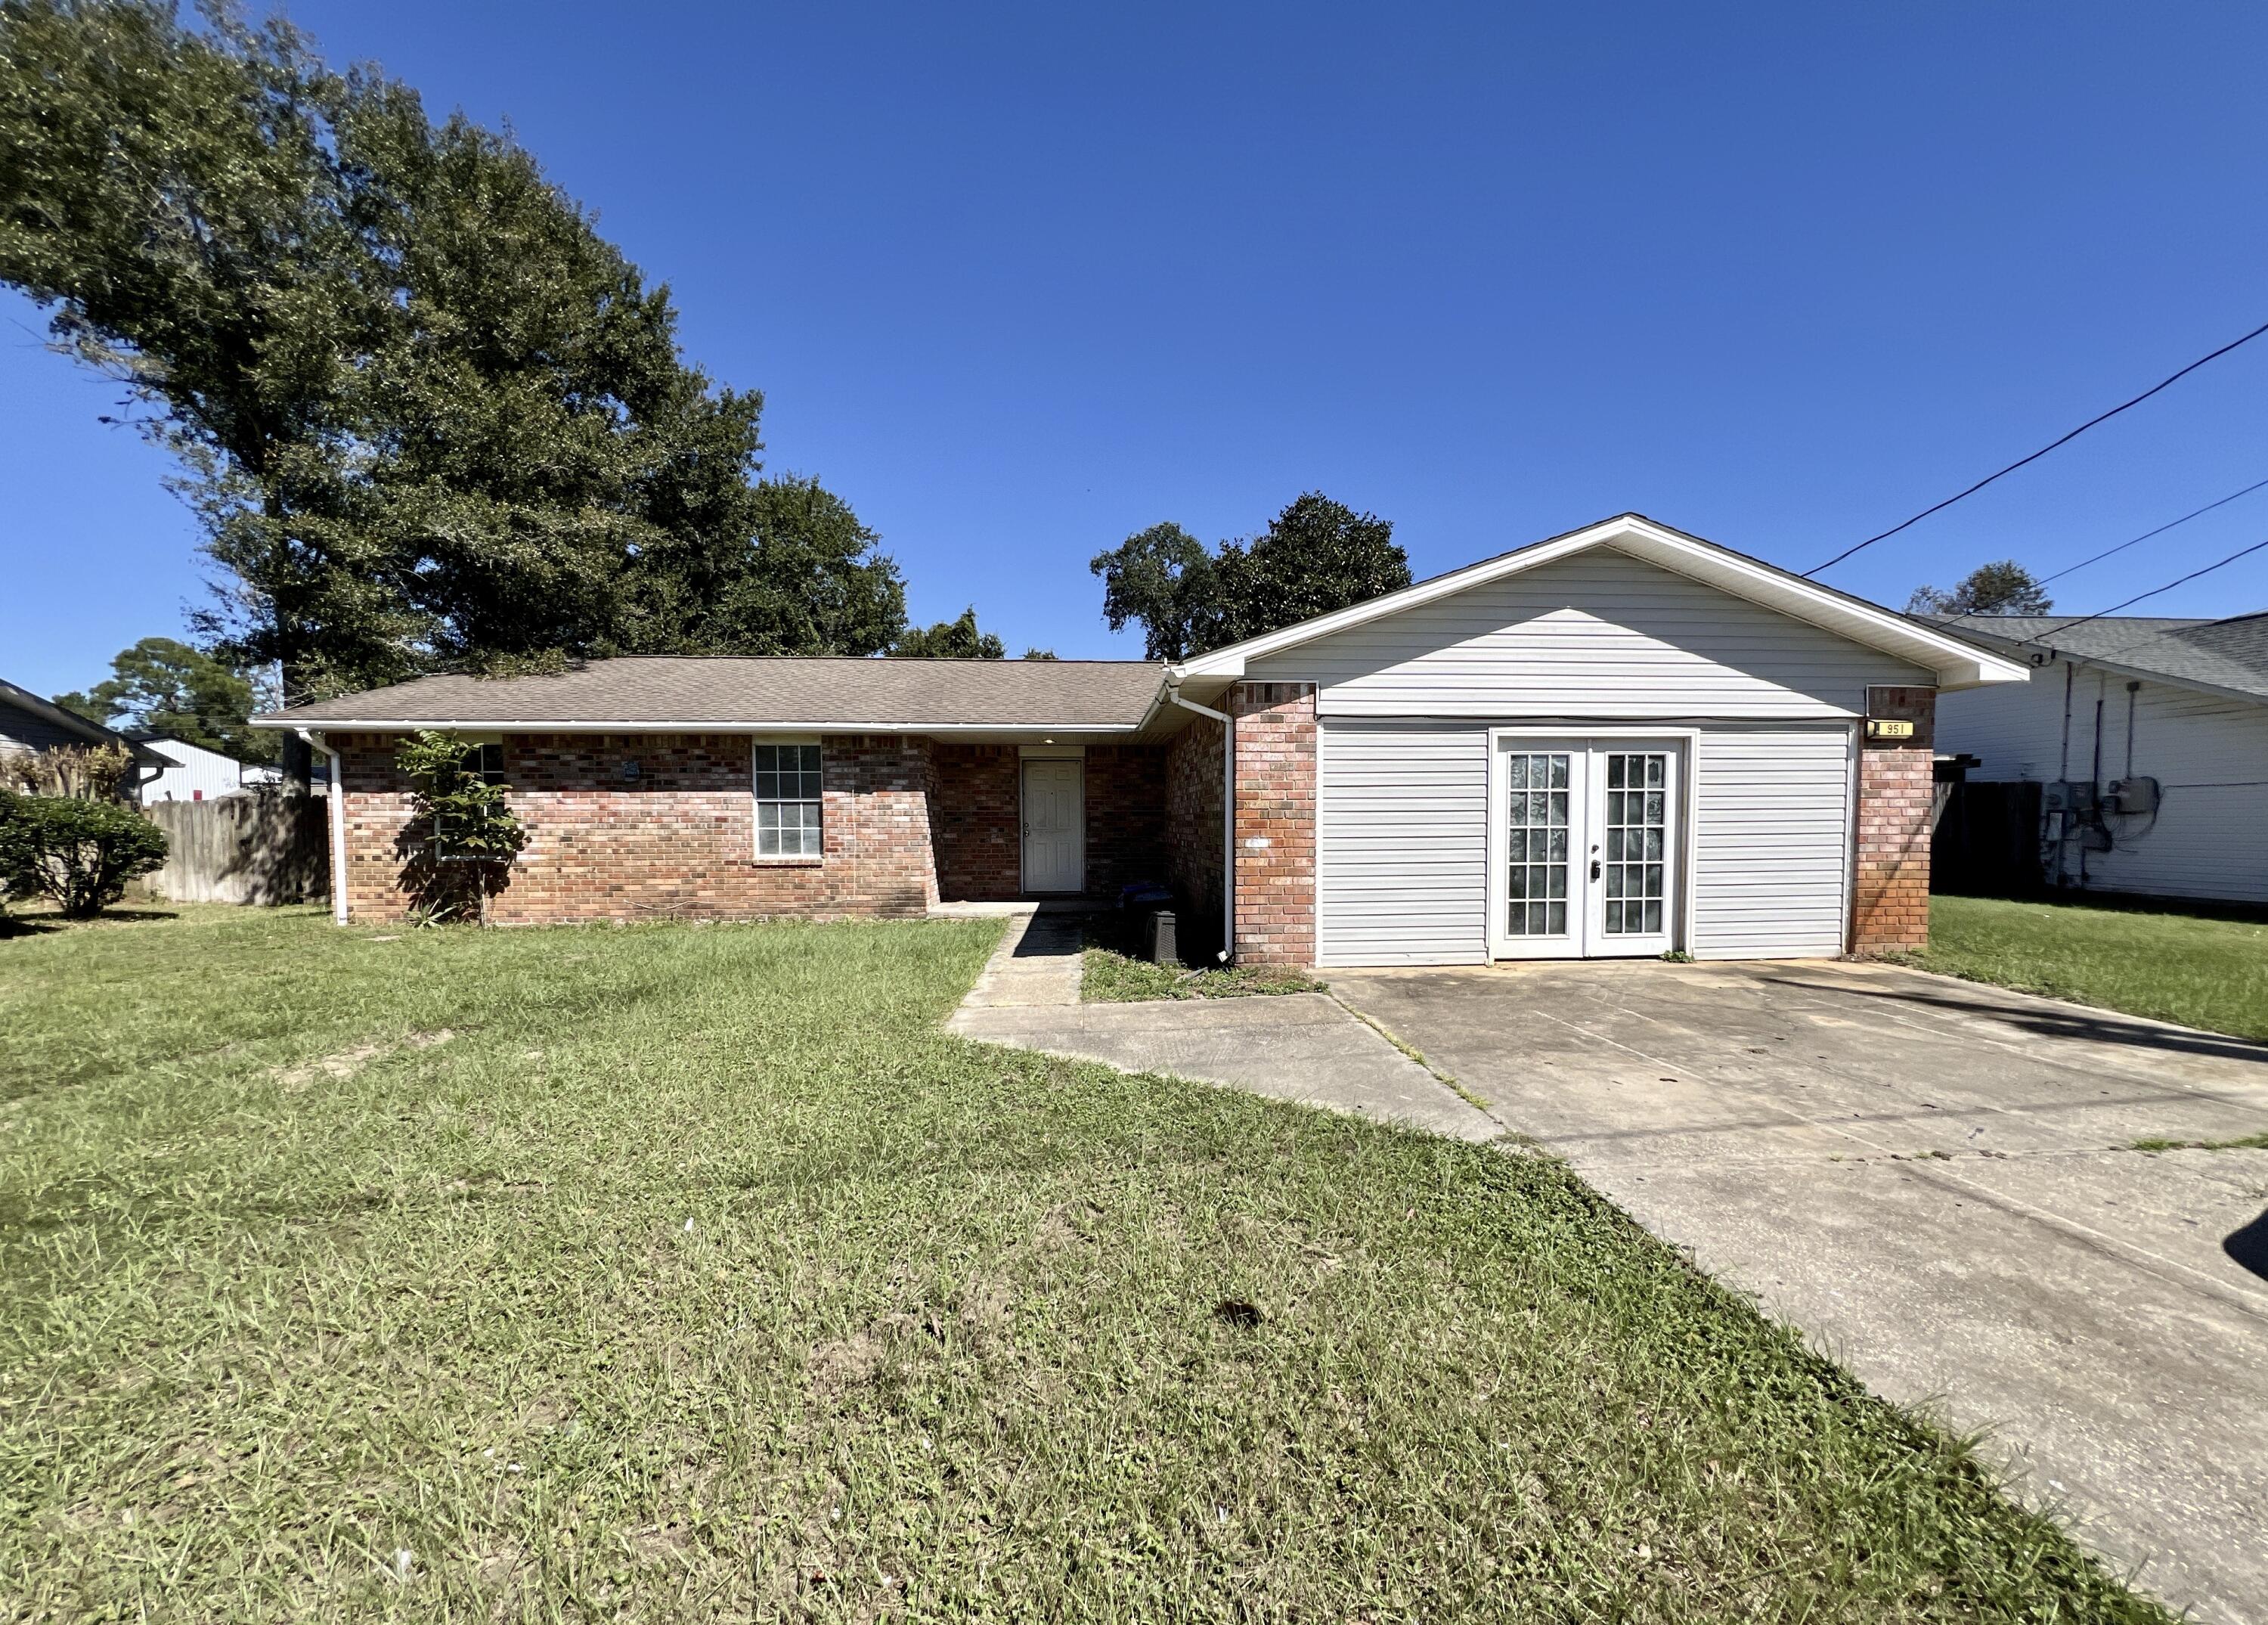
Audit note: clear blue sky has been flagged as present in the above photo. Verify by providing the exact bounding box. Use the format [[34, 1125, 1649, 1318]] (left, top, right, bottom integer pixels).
[[7, 2, 2267, 696]]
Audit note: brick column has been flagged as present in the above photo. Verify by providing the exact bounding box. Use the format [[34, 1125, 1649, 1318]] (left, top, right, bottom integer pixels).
[[1851, 686, 1935, 954], [1230, 682, 1316, 966]]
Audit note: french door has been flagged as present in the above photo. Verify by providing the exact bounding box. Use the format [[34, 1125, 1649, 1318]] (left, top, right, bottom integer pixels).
[[1489, 737, 1681, 960]]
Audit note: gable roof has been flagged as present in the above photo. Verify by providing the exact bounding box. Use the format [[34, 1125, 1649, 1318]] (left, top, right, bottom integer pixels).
[[1923, 612, 2268, 706], [252, 656, 1171, 735], [0, 675, 164, 760], [1169, 513, 2032, 692]]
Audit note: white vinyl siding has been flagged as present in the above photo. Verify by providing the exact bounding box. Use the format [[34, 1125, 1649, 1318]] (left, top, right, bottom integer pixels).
[[1315, 720, 1854, 966], [1689, 726, 1854, 958], [1247, 546, 1931, 719], [1317, 719, 1489, 966], [1938, 661, 2268, 904]]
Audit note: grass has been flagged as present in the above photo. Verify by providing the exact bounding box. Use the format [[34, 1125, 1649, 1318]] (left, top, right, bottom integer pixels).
[[0, 907, 2170, 1622], [2127, 1132, 2268, 1152], [1081, 943, 1326, 1003], [1908, 894, 2268, 1042]]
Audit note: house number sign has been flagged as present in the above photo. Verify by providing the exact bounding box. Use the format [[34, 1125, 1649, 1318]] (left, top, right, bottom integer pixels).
[[1865, 718, 1916, 740]]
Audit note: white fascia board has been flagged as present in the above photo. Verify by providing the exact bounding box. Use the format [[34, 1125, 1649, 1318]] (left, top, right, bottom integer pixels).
[[1173, 515, 2033, 692]]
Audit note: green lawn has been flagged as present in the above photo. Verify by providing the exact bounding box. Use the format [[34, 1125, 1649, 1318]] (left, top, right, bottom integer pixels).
[[1082, 943, 1325, 1003], [0, 907, 2165, 1621], [1915, 895, 2268, 1042]]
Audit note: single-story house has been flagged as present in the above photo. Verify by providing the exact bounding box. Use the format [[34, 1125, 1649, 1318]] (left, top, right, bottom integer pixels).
[[131, 734, 285, 805], [1931, 610, 2268, 904], [253, 515, 2028, 962], [0, 675, 167, 783]]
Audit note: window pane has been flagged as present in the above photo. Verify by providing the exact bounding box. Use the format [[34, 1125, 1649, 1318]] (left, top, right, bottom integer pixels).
[[1507, 755, 1529, 789], [1547, 901, 1566, 934]]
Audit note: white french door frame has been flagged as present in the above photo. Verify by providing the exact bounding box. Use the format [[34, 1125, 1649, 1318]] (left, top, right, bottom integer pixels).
[[1486, 727, 1699, 960]]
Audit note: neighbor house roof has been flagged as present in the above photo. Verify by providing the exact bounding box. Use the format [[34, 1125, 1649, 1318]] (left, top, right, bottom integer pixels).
[[0, 674, 166, 761], [1167, 513, 2033, 693], [1923, 612, 2268, 705], [251, 656, 1172, 735]]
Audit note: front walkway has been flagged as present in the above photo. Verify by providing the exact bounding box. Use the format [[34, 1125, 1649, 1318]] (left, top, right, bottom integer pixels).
[[944, 907, 1497, 1143]]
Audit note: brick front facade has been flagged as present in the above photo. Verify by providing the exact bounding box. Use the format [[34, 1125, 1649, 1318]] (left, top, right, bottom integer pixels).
[[332, 731, 1166, 923], [1230, 683, 1317, 966], [1164, 715, 1225, 960], [335, 731, 938, 923], [1851, 686, 1937, 954]]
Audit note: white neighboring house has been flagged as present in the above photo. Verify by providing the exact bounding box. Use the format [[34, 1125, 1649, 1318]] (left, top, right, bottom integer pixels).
[[132, 735, 283, 804], [1932, 612, 2268, 904]]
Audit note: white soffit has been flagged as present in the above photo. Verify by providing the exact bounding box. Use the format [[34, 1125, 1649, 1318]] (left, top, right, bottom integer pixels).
[[1169, 514, 2032, 692]]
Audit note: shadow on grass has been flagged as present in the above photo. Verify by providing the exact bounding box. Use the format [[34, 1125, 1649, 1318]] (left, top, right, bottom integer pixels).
[[0, 907, 181, 938]]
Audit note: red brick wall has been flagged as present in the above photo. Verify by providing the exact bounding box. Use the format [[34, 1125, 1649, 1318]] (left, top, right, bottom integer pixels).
[[928, 743, 1167, 901], [1084, 745, 1168, 898], [931, 745, 1021, 900], [1852, 687, 1935, 954], [331, 732, 938, 923], [1165, 715, 1225, 958], [1231, 683, 1317, 966]]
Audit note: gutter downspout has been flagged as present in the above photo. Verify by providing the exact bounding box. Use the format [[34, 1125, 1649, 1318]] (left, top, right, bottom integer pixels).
[[297, 728, 348, 926], [1164, 684, 1235, 963]]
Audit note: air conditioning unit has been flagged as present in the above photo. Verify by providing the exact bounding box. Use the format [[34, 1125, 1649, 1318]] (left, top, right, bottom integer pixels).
[[2108, 776, 2161, 815]]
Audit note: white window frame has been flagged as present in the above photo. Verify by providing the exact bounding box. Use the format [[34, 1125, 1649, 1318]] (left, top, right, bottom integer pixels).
[[751, 736, 824, 863]]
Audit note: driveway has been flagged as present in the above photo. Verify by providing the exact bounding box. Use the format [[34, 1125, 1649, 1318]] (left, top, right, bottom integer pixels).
[[1330, 958, 2268, 1625]]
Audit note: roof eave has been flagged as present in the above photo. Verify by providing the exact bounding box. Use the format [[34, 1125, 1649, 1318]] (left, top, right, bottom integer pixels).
[[1173, 514, 2032, 691]]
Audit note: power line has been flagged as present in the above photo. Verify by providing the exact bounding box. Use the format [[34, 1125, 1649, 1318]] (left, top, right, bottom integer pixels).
[[2014, 535, 2268, 646], [1806, 318, 2268, 577], [1937, 473, 2268, 627]]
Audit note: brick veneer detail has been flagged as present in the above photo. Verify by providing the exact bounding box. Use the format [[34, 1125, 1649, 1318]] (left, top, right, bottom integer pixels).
[[1230, 683, 1316, 966], [332, 731, 940, 923], [928, 743, 1166, 901], [1164, 715, 1225, 958], [1851, 687, 1935, 954]]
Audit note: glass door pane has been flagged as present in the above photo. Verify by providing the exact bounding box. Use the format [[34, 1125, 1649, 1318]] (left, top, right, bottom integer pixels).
[[1504, 752, 1572, 937], [1600, 752, 1668, 937]]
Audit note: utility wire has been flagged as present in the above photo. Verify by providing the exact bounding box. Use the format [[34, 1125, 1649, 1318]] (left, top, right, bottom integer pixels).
[[1937, 473, 2268, 627], [2013, 536, 2268, 646], [1806, 318, 2268, 577]]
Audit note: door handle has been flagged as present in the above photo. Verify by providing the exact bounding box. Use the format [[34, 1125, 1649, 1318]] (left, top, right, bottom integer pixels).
[[1590, 858, 1601, 880]]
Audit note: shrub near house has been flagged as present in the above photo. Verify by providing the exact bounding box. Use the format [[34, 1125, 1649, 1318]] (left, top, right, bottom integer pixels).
[[0, 742, 169, 918]]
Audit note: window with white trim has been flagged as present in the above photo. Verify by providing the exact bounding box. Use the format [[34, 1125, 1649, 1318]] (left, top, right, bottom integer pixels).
[[753, 743, 823, 857]]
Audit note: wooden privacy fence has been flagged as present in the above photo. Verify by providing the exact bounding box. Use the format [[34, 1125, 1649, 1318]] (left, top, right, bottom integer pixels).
[[141, 792, 330, 905]]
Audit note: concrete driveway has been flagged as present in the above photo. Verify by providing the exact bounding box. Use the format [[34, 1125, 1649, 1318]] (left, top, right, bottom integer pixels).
[[1330, 958, 2268, 1625]]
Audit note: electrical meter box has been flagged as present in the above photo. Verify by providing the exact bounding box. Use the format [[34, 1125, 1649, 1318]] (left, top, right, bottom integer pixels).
[[2043, 780, 2098, 814], [2108, 777, 2161, 815]]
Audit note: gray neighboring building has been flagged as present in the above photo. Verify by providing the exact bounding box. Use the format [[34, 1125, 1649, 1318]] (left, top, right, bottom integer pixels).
[[0, 675, 164, 774], [1932, 612, 2268, 903]]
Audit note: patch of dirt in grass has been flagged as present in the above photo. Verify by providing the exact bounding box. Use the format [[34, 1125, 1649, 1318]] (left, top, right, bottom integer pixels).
[[276, 1028, 455, 1092]]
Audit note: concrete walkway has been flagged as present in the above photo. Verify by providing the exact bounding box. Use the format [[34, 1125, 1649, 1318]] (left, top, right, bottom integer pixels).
[[946, 907, 1498, 1143], [1331, 958, 2268, 1625]]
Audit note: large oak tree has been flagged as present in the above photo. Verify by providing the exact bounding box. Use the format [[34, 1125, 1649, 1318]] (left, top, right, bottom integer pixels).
[[0, 0, 909, 721]]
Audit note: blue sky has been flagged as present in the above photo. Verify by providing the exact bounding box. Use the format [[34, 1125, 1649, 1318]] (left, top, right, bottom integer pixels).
[[7, 2, 2268, 696]]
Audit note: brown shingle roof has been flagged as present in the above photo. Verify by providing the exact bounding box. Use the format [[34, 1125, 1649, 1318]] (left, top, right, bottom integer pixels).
[[254, 656, 1169, 731]]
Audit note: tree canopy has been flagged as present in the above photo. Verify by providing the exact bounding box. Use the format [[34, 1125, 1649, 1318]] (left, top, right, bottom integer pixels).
[[0, 0, 908, 703], [1906, 561, 2053, 617], [1091, 494, 1411, 660], [53, 636, 275, 761], [891, 609, 1006, 659]]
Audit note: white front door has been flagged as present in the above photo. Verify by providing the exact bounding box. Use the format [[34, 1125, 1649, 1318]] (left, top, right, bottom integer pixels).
[[1021, 757, 1084, 894], [1489, 738, 1680, 959]]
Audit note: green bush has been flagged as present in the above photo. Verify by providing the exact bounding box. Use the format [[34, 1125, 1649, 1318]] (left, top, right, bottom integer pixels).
[[393, 730, 526, 923], [0, 790, 169, 918]]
